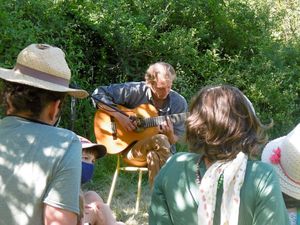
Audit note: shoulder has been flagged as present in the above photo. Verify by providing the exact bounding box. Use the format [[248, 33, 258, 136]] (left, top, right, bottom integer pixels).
[[94, 81, 147, 92], [246, 160, 275, 174], [122, 81, 146, 88], [41, 126, 81, 155], [169, 90, 188, 112], [54, 127, 81, 147], [163, 152, 199, 170], [245, 160, 279, 188], [56, 127, 79, 139], [155, 152, 199, 187], [169, 90, 187, 103], [171, 152, 199, 161], [116, 81, 149, 94]]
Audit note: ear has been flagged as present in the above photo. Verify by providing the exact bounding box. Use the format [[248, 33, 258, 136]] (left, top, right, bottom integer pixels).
[[48, 100, 61, 124], [5, 97, 15, 115]]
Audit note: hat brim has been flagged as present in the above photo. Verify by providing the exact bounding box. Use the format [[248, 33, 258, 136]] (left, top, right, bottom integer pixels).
[[0, 68, 89, 99], [262, 136, 300, 200], [83, 143, 107, 159]]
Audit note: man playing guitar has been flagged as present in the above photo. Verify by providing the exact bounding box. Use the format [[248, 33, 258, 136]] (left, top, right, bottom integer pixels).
[[92, 62, 188, 187]]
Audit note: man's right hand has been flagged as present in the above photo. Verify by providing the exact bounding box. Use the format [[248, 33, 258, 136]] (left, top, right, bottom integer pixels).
[[115, 112, 137, 132]]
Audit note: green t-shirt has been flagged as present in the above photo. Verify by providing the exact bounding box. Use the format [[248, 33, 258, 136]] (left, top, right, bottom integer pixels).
[[0, 116, 82, 225], [149, 152, 290, 225]]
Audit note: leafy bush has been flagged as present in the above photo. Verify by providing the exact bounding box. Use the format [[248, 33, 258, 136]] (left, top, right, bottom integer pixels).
[[0, 0, 299, 141]]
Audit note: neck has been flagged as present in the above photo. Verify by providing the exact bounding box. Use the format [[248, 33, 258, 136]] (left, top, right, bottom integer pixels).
[[204, 156, 213, 169], [7, 114, 51, 126], [8, 111, 34, 119], [8, 110, 52, 125], [152, 95, 167, 110]]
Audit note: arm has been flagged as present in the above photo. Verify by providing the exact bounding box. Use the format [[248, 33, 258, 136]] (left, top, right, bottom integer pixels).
[[149, 188, 173, 225], [149, 189, 174, 225], [253, 167, 290, 225], [96, 102, 137, 132], [92, 83, 144, 132], [149, 158, 174, 225], [92, 82, 147, 108], [43, 135, 82, 223], [44, 204, 79, 225]]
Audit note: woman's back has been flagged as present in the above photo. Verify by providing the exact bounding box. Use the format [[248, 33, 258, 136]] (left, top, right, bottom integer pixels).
[[149, 152, 290, 225], [149, 85, 290, 225]]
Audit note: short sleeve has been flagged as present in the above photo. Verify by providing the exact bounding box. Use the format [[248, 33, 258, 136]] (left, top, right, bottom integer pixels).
[[253, 166, 290, 225], [43, 137, 82, 214], [149, 156, 175, 225]]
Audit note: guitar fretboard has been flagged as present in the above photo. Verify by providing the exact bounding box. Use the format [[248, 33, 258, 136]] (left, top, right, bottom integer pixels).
[[138, 112, 188, 128]]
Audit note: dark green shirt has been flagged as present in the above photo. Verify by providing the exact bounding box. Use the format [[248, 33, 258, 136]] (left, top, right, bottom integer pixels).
[[149, 152, 290, 225]]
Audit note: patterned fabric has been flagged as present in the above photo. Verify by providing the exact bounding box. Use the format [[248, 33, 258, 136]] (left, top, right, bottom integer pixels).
[[197, 152, 248, 225], [123, 134, 171, 187], [289, 210, 296, 225], [290, 208, 300, 225]]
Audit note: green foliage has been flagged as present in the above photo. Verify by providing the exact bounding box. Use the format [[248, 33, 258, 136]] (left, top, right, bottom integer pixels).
[[0, 0, 299, 140]]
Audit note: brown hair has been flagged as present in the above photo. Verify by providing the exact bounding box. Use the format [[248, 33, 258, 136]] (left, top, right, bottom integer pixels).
[[82, 147, 100, 160], [1, 80, 66, 119], [186, 85, 270, 161], [144, 62, 176, 85]]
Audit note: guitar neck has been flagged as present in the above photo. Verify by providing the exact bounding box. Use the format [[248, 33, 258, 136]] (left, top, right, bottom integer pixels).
[[139, 112, 188, 128]]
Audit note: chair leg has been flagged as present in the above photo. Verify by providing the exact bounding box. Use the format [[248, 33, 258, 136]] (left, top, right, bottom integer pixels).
[[135, 169, 143, 214], [107, 167, 119, 206]]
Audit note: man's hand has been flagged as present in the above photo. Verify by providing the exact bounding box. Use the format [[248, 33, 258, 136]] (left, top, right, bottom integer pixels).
[[115, 113, 137, 132], [158, 117, 178, 144]]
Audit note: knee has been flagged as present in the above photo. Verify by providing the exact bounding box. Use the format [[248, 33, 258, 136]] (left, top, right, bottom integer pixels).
[[152, 134, 171, 148], [84, 191, 104, 205]]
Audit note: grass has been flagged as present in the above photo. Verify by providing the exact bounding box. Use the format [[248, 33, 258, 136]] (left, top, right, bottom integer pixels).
[[82, 154, 151, 225], [82, 143, 188, 224]]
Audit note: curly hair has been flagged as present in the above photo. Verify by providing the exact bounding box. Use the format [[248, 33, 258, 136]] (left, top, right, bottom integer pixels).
[[186, 85, 271, 161], [1, 80, 66, 120]]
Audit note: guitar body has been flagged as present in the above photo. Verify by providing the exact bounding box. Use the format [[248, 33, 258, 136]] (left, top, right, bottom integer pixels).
[[94, 104, 159, 154]]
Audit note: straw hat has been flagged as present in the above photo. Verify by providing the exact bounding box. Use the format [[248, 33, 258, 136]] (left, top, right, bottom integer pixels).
[[0, 43, 88, 98], [261, 123, 300, 200], [78, 135, 107, 159]]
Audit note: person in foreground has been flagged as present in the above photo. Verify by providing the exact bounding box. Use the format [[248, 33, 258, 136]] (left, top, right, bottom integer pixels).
[[0, 44, 88, 225], [92, 62, 188, 187], [262, 123, 300, 225], [77, 135, 125, 225], [149, 84, 290, 225]]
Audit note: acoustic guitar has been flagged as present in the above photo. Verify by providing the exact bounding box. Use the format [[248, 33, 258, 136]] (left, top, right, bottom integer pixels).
[[94, 104, 188, 154]]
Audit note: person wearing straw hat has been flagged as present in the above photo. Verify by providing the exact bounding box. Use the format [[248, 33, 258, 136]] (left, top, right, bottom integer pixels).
[[0, 44, 88, 225], [262, 123, 300, 225], [149, 85, 290, 225], [76, 135, 125, 225]]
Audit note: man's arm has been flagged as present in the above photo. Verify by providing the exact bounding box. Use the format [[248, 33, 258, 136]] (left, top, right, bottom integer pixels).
[[92, 84, 140, 132], [44, 204, 79, 225], [96, 102, 137, 132]]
